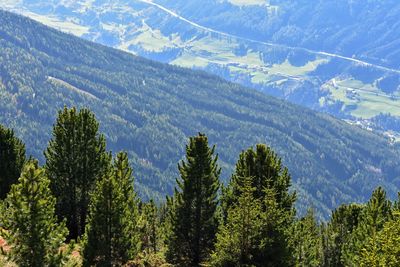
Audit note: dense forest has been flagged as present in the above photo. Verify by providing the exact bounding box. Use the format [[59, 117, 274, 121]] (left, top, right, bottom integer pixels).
[[1, 10, 400, 219], [157, 0, 400, 69], [1, 108, 400, 266], [4, 0, 400, 125]]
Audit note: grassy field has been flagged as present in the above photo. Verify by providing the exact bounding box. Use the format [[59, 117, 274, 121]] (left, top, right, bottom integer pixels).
[[228, 0, 269, 6], [326, 78, 400, 118], [120, 21, 182, 52], [21, 12, 90, 37]]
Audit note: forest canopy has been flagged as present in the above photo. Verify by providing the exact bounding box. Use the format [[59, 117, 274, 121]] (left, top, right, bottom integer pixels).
[[0, 109, 399, 266]]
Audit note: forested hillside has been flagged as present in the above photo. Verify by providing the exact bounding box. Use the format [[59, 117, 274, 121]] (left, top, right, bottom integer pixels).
[[0, 10, 400, 217], [1, 121, 400, 266], [3, 0, 400, 136]]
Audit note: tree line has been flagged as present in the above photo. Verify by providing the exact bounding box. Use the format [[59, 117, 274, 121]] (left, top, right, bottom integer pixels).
[[0, 107, 400, 266]]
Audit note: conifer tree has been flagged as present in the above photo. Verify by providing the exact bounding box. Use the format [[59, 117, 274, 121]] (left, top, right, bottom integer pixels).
[[360, 213, 400, 267], [82, 152, 140, 266], [223, 144, 296, 215], [322, 203, 363, 267], [0, 124, 25, 199], [342, 187, 392, 266], [140, 200, 159, 254], [291, 209, 322, 267], [166, 133, 221, 266], [44, 107, 109, 240], [0, 162, 68, 267], [255, 187, 294, 266], [220, 144, 295, 265], [212, 180, 293, 266], [210, 175, 262, 266]]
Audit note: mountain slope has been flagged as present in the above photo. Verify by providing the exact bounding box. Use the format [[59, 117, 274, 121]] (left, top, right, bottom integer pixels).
[[0, 10, 399, 218], [2, 0, 400, 136]]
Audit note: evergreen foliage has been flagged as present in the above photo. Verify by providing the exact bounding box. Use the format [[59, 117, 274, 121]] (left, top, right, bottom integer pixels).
[[1, 9, 400, 218], [342, 187, 392, 266], [291, 209, 322, 267], [211, 175, 263, 266], [1, 107, 400, 265], [139, 200, 159, 254], [0, 161, 68, 267], [82, 152, 140, 266], [166, 133, 220, 266], [44, 107, 109, 240], [214, 145, 295, 266], [223, 144, 296, 214], [0, 124, 25, 199], [360, 213, 400, 267], [256, 188, 294, 266], [322, 203, 364, 266]]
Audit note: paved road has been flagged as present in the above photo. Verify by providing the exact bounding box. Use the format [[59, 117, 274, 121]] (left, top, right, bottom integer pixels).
[[139, 0, 400, 75]]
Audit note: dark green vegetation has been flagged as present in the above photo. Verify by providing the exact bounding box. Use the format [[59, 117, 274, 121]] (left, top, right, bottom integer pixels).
[[4, 0, 400, 131], [166, 134, 220, 266], [82, 152, 141, 266], [1, 10, 400, 218], [0, 161, 68, 267], [212, 145, 296, 266], [45, 107, 109, 240], [0, 124, 25, 199], [158, 0, 400, 68], [2, 116, 400, 266]]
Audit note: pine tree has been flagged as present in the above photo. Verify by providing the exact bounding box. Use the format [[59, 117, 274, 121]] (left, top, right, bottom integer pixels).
[[220, 144, 296, 266], [44, 107, 109, 240], [342, 187, 392, 266], [82, 152, 140, 266], [140, 200, 159, 254], [210, 175, 263, 266], [223, 144, 296, 215], [291, 209, 322, 267], [257, 188, 294, 266], [322, 203, 363, 267], [166, 133, 221, 266], [360, 213, 400, 267], [0, 124, 25, 199], [0, 161, 68, 267]]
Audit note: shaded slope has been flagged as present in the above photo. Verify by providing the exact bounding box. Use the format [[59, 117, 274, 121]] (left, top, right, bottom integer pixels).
[[3, 0, 400, 128], [0, 10, 399, 217]]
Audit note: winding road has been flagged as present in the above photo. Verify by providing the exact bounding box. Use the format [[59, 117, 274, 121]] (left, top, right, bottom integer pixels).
[[138, 0, 400, 75]]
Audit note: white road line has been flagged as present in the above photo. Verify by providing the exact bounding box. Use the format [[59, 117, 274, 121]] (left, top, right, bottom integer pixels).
[[138, 0, 400, 75]]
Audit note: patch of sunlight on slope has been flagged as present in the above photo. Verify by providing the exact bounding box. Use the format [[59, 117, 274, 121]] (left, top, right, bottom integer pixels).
[[171, 53, 210, 68], [47, 76, 99, 100], [324, 78, 400, 118], [268, 58, 329, 77], [227, 0, 268, 6], [21, 12, 90, 37], [0, 0, 22, 8], [172, 34, 329, 84], [119, 21, 183, 52]]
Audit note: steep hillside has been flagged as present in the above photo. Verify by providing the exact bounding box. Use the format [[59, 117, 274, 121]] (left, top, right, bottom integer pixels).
[[1, 10, 399, 217], [2, 0, 400, 137]]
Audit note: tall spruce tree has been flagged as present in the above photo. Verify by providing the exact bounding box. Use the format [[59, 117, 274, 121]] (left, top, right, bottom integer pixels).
[[82, 152, 140, 266], [140, 200, 159, 254], [223, 144, 296, 214], [166, 133, 221, 266], [0, 124, 25, 199], [44, 107, 109, 240], [322, 203, 363, 267], [360, 213, 400, 266], [212, 182, 292, 267], [291, 209, 322, 267], [342, 187, 392, 266], [220, 144, 296, 266], [0, 162, 68, 267], [210, 175, 263, 266]]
